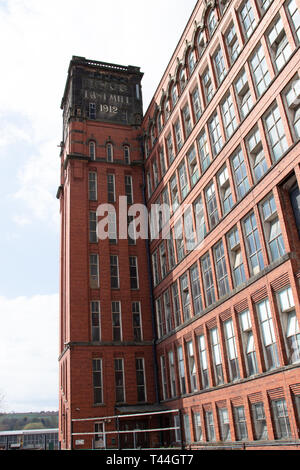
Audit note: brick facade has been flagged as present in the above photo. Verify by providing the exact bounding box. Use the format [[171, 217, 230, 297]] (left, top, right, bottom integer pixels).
[[58, 0, 300, 450]]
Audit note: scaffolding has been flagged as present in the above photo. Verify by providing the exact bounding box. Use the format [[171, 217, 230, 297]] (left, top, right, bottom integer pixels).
[[71, 408, 182, 450]]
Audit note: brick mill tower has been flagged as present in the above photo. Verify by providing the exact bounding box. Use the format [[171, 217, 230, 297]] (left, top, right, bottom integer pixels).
[[57, 57, 160, 450]]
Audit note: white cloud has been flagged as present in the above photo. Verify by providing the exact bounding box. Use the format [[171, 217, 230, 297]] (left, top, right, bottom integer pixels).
[[13, 139, 60, 228], [0, 293, 59, 412]]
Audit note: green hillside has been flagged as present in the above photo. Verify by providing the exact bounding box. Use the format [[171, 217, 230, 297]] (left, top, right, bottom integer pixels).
[[0, 411, 58, 432]]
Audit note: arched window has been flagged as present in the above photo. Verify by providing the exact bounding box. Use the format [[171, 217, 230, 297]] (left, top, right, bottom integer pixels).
[[197, 31, 206, 59], [179, 67, 187, 93], [164, 98, 171, 122], [188, 49, 196, 76], [89, 141, 96, 160], [171, 83, 178, 108], [106, 143, 113, 162], [207, 10, 217, 37], [124, 145, 130, 164], [157, 112, 163, 133]]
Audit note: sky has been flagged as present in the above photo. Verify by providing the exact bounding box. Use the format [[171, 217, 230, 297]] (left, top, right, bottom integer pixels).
[[0, 0, 197, 413]]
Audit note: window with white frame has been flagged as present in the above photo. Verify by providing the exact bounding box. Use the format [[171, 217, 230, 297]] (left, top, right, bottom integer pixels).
[[240, 0, 256, 39], [170, 174, 179, 212], [259, 0, 273, 12], [168, 233, 176, 270], [277, 286, 300, 364], [156, 298, 164, 338], [190, 263, 203, 316], [261, 193, 285, 262], [177, 345, 187, 395], [213, 47, 226, 84], [171, 83, 178, 108], [90, 254, 99, 288], [246, 126, 268, 182], [197, 128, 211, 171], [205, 410, 216, 441], [224, 319, 240, 381], [201, 252, 216, 306], [213, 240, 230, 297], [267, 16, 292, 72], [89, 172, 97, 201], [187, 145, 199, 187], [205, 182, 219, 229], [178, 159, 189, 199], [129, 256, 139, 289], [231, 148, 250, 200], [250, 44, 271, 97], [93, 358, 103, 404], [124, 145, 130, 164], [209, 112, 223, 156], [91, 301, 101, 342], [287, 0, 300, 44], [227, 226, 246, 287], [180, 272, 191, 322], [168, 350, 177, 397], [174, 119, 183, 152], [191, 86, 202, 122], [106, 143, 113, 162], [89, 211, 97, 243], [114, 358, 125, 402], [152, 159, 159, 188], [159, 146, 166, 176], [221, 93, 237, 139], [89, 141, 96, 160], [107, 174, 115, 203], [257, 298, 280, 370], [182, 103, 192, 137], [188, 49, 196, 76], [187, 341, 197, 392], [198, 334, 210, 389], [184, 206, 196, 252], [210, 326, 224, 385], [112, 301, 122, 341], [271, 399, 292, 439], [243, 212, 264, 276], [163, 289, 172, 334], [193, 412, 203, 442], [183, 415, 191, 444], [225, 23, 240, 64], [202, 68, 214, 104], [125, 175, 133, 204], [175, 218, 185, 262], [218, 165, 233, 215], [207, 9, 217, 37], [239, 309, 258, 376], [132, 301, 143, 342], [197, 31, 206, 58], [166, 132, 175, 164], [110, 255, 119, 289], [235, 69, 253, 121], [218, 408, 231, 441], [284, 77, 300, 139], [136, 358, 146, 402], [194, 195, 207, 243], [251, 402, 268, 440], [159, 242, 167, 279], [171, 281, 181, 327], [233, 406, 248, 441], [264, 104, 289, 161], [164, 98, 171, 122], [108, 209, 117, 244], [152, 251, 159, 287], [160, 355, 168, 400], [179, 67, 187, 94]]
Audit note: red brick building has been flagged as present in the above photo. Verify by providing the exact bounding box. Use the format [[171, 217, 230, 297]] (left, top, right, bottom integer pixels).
[[58, 0, 300, 450]]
